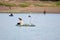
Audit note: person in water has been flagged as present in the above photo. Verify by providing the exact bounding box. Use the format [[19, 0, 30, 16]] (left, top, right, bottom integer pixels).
[[17, 18, 24, 25], [9, 14, 13, 16], [43, 10, 46, 15], [28, 15, 31, 17]]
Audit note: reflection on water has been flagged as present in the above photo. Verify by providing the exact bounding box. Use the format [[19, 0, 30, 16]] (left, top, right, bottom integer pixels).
[[0, 13, 60, 40]]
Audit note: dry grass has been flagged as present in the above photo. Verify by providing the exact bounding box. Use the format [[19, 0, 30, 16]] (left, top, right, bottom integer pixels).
[[0, 1, 60, 7]]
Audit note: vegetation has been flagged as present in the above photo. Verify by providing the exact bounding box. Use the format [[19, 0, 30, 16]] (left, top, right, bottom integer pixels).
[[33, 3, 45, 7], [0, 2, 16, 7], [40, 0, 59, 1], [0, 1, 60, 7], [55, 1, 60, 6], [19, 3, 30, 7]]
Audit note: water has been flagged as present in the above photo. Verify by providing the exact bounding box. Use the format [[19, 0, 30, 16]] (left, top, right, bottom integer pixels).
[[0, 13, 60, 40]]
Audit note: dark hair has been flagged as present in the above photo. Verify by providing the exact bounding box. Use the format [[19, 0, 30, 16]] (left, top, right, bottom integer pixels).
[[17, 23, 20, 25], [28, 15, 31, 17], [9, 14, 13, 16], [18, 18, 22, 20]]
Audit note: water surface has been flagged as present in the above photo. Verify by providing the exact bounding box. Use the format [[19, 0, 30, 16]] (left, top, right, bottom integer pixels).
[[0, 13, 60, 40]]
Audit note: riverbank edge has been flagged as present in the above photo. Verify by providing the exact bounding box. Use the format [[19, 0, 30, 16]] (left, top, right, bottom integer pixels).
[[0, 6, 60, 13]]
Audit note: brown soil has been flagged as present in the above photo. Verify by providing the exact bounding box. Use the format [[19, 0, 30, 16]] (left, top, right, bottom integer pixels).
[[0, 6, 60, 13]]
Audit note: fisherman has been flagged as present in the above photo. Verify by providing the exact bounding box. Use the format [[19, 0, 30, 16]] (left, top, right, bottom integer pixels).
[[17, 18, 24, 25]]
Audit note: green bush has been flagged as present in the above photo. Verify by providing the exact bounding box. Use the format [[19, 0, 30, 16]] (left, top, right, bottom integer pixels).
[[0, 2, 16, 7], [55, 2, 60, 6], [19, 3, 30, 7], [33, 4, 44, 7], [4, 3, 16, 7], [0, 2, 5, 6]]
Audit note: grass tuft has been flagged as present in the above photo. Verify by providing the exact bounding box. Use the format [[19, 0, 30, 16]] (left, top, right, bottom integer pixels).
[[0, 2, 16, 7], [33, 3, 45, 7], [19, 3, 30, 7], [55, 1, 60, 6]]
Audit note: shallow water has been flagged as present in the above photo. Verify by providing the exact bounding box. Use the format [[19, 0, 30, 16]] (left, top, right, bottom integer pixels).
[[0, 13, 60, 40]]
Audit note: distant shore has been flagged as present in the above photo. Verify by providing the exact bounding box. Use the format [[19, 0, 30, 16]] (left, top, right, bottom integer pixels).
[[0, 6, 60, 13], [0, 1, 60, 13]]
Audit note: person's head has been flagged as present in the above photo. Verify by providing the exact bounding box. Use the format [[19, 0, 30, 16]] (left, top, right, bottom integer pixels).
[[9, 14, 13, 16], [17, 23, 20, 25], [18, 18, 22, 20], [28, 15, 31, 17]]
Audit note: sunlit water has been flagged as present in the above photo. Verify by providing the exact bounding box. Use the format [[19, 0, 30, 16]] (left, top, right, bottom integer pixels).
[[0, 13, 60, 40]]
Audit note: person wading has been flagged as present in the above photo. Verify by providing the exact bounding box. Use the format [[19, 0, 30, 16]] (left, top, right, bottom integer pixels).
[[17, 18, 24, 25], [9, 14, 13, 16], [43, 9, 46, 15]]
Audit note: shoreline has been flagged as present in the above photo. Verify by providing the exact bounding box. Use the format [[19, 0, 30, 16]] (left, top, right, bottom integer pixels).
[[0, 12, 60, 14], [0, 6, 60, 13]]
